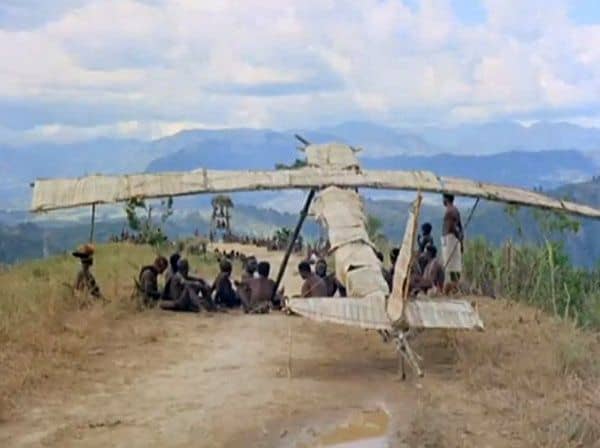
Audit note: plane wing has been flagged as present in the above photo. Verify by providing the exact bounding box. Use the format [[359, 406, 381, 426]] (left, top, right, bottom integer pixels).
[[31, 167, 600, 218], [386, 195, 421, 323], [404, 299, 484, 330], [286, 296, 392, 330]]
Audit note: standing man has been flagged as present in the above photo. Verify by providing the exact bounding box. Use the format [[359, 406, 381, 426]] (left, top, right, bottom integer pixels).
[[441, 194, 463, 285], [72, 244, 101, 299]]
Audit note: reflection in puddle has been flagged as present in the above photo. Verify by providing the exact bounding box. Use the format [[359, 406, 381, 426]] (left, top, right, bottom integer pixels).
[[317, 408, 390, 447]]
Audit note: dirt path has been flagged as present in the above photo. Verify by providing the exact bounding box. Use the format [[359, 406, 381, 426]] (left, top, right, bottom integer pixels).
[[0, 245, 420, 447], [1, 244, 582, 447]]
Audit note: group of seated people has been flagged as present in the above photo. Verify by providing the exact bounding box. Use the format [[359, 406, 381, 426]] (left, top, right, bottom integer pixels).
[[383, 222, 446, 297], [138, 253, 285, 313], [137, 252, 349, 314], [137, 220, 446, 314]]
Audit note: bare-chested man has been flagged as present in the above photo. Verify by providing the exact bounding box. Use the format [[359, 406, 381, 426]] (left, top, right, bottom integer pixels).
[[245, 261, 283, 313], [441, 194, 463, 284], [139, 256, 168, 305], [298, 261, 328, 298], [315, 258, 346, 297], [212, 259, 240, 308], [237, 255, 257, 306], [414, 245, 445, 295], [160, 258, 210, 312], [243, 256, 258, 281]]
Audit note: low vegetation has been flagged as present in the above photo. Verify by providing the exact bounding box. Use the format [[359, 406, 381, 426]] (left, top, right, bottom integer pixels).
[[0, 242, 222, 418], [406, 298, 600, 447], [464, 237, 600, 329], [1, 232, 599, 446]]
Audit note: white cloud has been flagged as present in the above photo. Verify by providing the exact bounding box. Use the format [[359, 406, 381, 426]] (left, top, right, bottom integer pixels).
[[0, 120, 217, 145], [0, 0, 598, 140]]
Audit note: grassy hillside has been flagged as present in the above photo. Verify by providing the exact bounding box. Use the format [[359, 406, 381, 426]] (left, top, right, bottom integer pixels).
[[0, 241, 599, 446], [0, 243, 227, 417]]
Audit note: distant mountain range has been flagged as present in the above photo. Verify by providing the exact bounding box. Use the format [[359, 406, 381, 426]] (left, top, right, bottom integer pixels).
[[2, 120, 600, 211]]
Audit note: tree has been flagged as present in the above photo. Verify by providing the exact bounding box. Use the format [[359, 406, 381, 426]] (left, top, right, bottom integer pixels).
[[275, 158, 308, 170], [124, 196, 173, 245], [273, 227, 293, 250], [211, 195, 234, 233], [366, 214, 386, 247]]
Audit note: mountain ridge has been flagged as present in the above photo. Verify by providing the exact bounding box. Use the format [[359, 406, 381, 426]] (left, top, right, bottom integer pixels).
[[2, 120, 600, 210]]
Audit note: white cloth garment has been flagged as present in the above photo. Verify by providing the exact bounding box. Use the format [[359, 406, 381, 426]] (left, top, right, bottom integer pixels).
[[441, 234, 462, 273]]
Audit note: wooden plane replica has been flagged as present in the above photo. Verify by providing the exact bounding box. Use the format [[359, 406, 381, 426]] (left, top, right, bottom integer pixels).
[[30, 138, 600, 378]]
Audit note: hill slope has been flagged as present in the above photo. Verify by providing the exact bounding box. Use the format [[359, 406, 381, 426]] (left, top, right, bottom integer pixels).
[[0, 243, 598, 447]]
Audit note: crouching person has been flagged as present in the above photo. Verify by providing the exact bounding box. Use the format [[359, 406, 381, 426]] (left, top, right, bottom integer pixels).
[[138, 256, 168, 306]]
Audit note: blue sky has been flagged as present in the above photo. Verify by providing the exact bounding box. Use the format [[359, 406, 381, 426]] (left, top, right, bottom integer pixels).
[[0, 0, 598, 143]]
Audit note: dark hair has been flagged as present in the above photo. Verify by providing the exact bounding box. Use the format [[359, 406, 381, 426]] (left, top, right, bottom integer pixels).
[[421, 222, 432, 234], [245, 256, 257, 272], [443, 193, 455, 203], [298, 261, 311, 274], [257, 261, 270, 277], [155, 256, 168, 269], [220, 259, 232, 273], [177, 258, 189, 272], [390, 248, 400, 262], [426, 245, 438, 257], [170, 253, 181, 272]]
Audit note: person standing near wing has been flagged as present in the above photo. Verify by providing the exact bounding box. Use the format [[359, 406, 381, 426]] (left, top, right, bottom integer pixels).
[[441, 194, 463, 286]]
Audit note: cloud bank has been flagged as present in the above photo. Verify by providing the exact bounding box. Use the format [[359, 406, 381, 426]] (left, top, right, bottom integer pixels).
[[0, 0, 598, 141]]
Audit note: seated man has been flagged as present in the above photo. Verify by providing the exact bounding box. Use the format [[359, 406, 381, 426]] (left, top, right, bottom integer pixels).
[[298, 261, 328, 298], [315, 258, 346, 297], [414, 245, 445, 295], [212, 259, 240, 308], [237, 255, 257, 306], [241, 256, 258, 282], [245, 261, 284, 313], [160, 258, 212, 312], [138, 256, 168, 306], [417, 222, 434, 253]]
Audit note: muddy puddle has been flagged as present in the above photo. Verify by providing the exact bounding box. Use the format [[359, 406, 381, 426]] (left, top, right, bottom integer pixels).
[[296, 407, 391, 447]]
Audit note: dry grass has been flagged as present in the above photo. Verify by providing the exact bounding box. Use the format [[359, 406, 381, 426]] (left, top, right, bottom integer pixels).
[[411, 297, 600, 447], [0, 242, 222, 419], [403, 393, 446, 447]]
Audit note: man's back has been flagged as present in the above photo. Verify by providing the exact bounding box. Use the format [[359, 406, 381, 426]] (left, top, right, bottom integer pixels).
[[443, 204, 461, 236], [248, 277, 275, 305], [168, 272, 186, 300]]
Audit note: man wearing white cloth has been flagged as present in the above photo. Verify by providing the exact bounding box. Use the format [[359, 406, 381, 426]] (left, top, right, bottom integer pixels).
[[441, 194, 464, 285]]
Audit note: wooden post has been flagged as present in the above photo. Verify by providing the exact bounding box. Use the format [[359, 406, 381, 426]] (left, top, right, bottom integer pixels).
[[89, 203, 96, 243], [271, 189, 316, 302]]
